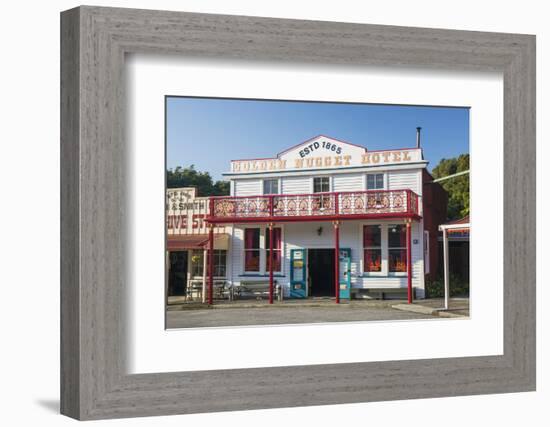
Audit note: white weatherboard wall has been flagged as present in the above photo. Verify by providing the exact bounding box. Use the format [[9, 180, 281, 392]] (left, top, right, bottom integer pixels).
[[388, 170, 422, 193], [349, 221, 425, 294], [233, 179, 262, 196], [229, 220, 424, 296], [281, 176, 311, 194], [333, 173, 364, 192], [388, 169, 423, 215], [233, 169, 423, 196]]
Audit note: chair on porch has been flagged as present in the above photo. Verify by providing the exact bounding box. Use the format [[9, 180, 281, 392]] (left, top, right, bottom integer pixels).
[[187, 279, 234, 301]]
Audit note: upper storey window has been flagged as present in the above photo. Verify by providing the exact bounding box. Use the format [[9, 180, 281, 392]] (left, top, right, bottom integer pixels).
[[263, 179, 279, 195], [313, 177, 330, 193], [366, 173, 384, 190]]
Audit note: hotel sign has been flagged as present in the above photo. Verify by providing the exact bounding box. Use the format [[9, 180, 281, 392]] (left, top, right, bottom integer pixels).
[[231, 149, 421, 173]]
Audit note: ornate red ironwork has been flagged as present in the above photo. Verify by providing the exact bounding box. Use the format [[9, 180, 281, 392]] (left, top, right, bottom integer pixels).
[[208, 189, 420, 222]]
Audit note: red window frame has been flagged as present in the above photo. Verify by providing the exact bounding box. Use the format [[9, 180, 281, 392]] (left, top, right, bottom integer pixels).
[[265, 227, 282, 272], [363, 225, 382, 272], [244, 228, 260, 272], [388, 224, 407, 273]]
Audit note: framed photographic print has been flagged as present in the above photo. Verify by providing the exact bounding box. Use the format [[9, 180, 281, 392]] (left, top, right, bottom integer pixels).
[[61, 5, 535, 420], [163, 98, 471, 331]]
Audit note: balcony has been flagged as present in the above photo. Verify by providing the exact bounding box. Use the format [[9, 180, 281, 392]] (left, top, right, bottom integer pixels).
[[208, 189, 420, 223]]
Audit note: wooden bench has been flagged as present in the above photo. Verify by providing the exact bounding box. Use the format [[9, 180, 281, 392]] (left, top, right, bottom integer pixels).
[[187, 280, 234, 301], [236, 280, 283, 302], [351, 287, 416, 300]]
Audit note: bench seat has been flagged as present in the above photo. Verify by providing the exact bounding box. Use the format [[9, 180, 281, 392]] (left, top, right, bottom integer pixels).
[[351, 287, 416, 300], [236, 280, 283, 301]]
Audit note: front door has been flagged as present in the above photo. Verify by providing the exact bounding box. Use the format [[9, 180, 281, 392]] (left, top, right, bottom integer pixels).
[[308, 249, 335, 297], [168, 251, 188, 296]]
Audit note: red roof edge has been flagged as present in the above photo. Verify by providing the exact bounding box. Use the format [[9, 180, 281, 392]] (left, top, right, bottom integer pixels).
[[443, 215, 470, 226]]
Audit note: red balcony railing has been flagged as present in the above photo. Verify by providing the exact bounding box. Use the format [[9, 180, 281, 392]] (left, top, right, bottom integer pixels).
[[208, 189, 420, 223]]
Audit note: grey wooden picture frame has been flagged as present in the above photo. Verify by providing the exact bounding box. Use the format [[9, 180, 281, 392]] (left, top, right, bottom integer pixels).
[[60, 5, 536, 421]]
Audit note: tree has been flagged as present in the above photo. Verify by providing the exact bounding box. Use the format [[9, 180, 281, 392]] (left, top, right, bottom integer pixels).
[[166, 165, 230, 196], [212, 180, 230, 196], [431, 154, 470, 220]]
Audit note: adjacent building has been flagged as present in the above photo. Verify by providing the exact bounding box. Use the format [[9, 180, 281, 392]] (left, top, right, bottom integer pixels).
[[166, 187, 229, 301]]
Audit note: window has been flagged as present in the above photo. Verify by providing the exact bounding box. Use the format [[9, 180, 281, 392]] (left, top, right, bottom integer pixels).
[[244, 228, 260, 272], [367, 173, 384, 190], [190, 250, 204, 277], [388, 224, 407, 272], [213, 250, 227, 277], [313, 177, 330, 193], [265, 227, 282, 272], [363, 225, 382, 272], [263, 179, 279, 195], [190, 250, 226, 277]]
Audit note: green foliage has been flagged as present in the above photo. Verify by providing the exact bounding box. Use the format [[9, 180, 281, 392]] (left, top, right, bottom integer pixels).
[[166, 165, 230, 196], [425, 273, 469, 298], [431, 154, 470, 220], [212, 180, 230, 196]]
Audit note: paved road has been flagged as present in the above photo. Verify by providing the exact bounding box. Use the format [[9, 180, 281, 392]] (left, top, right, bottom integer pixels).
[[166, 305, 433, 329]]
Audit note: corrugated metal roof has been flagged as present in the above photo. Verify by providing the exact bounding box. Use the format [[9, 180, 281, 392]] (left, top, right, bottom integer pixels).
[[167, 234, 229, 250]]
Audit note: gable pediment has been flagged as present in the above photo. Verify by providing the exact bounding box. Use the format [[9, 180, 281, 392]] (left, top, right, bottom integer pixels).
[[277, 135, 366, 162]]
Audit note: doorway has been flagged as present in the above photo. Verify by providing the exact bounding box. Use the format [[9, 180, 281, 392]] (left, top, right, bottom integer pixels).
[[168, 251, 188, 296], [307, 249, 335, 297]]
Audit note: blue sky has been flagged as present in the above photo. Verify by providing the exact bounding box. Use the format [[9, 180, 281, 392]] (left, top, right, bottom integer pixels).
[[166, 97, 469, 181]]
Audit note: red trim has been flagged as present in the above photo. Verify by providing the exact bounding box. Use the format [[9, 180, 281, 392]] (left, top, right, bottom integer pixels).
[[364, 147, 420, 154], [406, 222, 412, 304], [208, 213, 421, 224], [209, 197, 214, 219], [334, 223, 340, 304], [269, 195, 274, 216], [269, 225, 274, 304], [208, 227, 214, 305], [442, 215, 470, 226], [230, 156, 276, 162], [209, 188, 412, 200], [208, 189, 420, 223], [447, 227, 470, 234], [338, 188, 414, 196]]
